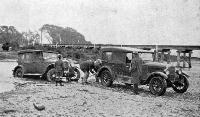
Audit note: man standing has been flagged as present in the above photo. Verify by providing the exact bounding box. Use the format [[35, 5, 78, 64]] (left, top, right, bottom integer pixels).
[[129, 53, 143, 94], [79, 59, 102, 84], [55, 54, 65, 86]]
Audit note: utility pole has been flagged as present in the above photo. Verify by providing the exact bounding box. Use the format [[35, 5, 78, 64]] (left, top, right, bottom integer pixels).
[[40, 29, 43, 45]]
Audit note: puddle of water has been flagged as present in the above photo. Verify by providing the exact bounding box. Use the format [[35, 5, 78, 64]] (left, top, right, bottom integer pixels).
[[0, 61, 17, 93], [0, 82, 15, 93]]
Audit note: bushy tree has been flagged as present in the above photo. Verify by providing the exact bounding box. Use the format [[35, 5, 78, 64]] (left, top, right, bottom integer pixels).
[[40, 24, 91, 44], [0, 26, 25, 49], [22, 30, 40, 46]]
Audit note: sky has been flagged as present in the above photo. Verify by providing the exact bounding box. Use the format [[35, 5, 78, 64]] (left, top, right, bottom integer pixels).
[[0, 0, 200, 46]]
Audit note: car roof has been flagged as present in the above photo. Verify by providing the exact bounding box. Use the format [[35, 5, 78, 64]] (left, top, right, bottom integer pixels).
[[101, 47, 154, 53], [101, 47, 133, 53], [121, 47, 154, 53], [18, 49, 43, 54]]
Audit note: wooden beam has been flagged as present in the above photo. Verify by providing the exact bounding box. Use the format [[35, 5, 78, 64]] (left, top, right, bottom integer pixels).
[[177, 51, 181, 67]]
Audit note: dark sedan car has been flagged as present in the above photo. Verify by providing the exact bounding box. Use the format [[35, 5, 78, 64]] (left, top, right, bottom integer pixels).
[[13, 49, 80, 81], [96, 47, 189, 96]]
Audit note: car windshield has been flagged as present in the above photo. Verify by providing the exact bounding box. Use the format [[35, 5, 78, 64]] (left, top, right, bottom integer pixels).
[[139, 53, 154, 62], [43, 52, 57, 59]]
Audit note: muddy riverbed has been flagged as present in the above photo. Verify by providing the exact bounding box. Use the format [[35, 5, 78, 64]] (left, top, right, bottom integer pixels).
[[0, 61, 200, 117]]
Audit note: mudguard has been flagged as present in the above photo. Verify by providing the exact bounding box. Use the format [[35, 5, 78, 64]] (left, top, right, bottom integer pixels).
[[181, 72, 189, 78], [146, 72, 168, 84], [44, 64, 55, 74], [96, 66, 114, 78], [13, 65, 24, 75]]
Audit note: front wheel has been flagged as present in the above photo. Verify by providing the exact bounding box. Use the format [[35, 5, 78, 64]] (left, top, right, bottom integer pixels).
[[149, 76, 167, 96], [14, 68, 24, 78], [46, 68, 56, 82], [100, 70, 113, 87], [172, 74, 189, 93]]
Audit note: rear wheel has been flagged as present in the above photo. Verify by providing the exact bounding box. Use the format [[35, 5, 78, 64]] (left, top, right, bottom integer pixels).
[[100, 70, 113, 87], [172, 74, 189, 93], [46, 68, 56, 82], [149, 76, 167, 96], [14, 68, 24, 78]]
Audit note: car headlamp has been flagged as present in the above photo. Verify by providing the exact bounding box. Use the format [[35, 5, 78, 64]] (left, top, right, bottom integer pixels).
[[164, 68, 170, 75], [165, 66, 176, 75]]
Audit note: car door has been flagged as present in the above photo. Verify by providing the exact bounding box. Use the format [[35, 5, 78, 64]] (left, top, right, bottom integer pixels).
[[110, 51, 130, 82], [33, 51, 47, 74], [22, 52, 35, 74], [120, 52, 132, 83], [102, 51, 122, 79]]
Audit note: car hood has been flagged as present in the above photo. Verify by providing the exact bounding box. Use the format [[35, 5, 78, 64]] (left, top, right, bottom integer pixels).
[[143, 62, 166, 69]]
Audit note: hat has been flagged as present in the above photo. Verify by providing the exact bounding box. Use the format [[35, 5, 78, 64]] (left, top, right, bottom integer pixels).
[[57, 54, 62, 59]]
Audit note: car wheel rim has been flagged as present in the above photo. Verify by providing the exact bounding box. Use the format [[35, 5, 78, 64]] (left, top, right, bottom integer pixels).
[[152, 78, 162, 93], [175, 79, 185, 90], [50, 72, 56, 80], [17, 72, 22, 77], [102, 72, 109, 83]]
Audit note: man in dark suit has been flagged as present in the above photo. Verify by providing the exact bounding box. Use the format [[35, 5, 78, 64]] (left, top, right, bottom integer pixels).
[[129, 53, 143, 94], [55, 54, 65, 86], [80, 59, 102, 84]]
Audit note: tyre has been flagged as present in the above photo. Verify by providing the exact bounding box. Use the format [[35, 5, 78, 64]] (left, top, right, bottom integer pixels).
[[172, 74, 189, 93], [100, 70, 113, 87], [46, 68, 56, 82], [70, 68, 80, 81], [14, 68, 24, 78], [149, 76, 167, 96]]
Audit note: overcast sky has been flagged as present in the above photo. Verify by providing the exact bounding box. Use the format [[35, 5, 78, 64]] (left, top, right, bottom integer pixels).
[[0, 0, 200, 46]]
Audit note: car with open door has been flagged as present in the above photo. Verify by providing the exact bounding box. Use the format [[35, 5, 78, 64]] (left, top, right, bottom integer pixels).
[[96, 47, 189, 96]]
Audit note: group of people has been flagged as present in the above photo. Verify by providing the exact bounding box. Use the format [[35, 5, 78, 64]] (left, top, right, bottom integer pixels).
[[54, 53, 142, 95], [54, 54, 102, 86]]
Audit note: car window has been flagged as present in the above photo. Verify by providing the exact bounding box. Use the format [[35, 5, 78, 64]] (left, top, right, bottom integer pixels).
[[140, 53, 153, 62], [126, 53, 132, 63], [102, 52, 112, 61], [34, 51, 43, 62], [43, 52, 57, 59], [112, 52, 126, 63], [24, 53, 33, 63]]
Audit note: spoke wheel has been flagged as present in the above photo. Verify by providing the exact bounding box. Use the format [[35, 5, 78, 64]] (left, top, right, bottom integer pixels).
[[100, 70, 113, 87], [46, 68, 56, 82], [14, 68, 24, 78], [149, 76, 167, 96], [172, 74, 189, 93]]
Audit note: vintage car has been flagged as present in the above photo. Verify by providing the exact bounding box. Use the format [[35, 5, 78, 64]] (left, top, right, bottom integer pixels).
[[96, 47, 189, 96], [13, 49, 80, 81]]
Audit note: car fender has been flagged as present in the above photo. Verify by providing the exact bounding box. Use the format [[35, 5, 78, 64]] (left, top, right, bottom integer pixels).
[[181, 72, 189, 78], [44, 64, 55, 74], [13, 65, 24, 75], [146, 72, 168, 84], [96, 66, 114, 78]]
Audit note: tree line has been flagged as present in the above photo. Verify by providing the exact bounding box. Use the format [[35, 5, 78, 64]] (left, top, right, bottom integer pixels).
[[0, 24, 90, 51]]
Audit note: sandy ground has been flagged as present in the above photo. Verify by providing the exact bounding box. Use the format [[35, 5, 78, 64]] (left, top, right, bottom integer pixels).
[[0, 61, 200, 117]]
